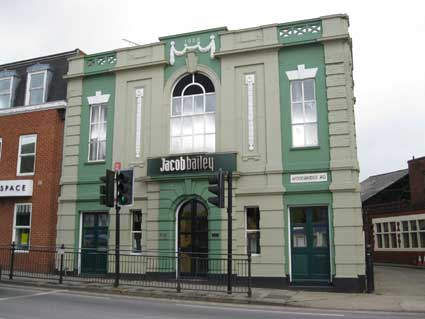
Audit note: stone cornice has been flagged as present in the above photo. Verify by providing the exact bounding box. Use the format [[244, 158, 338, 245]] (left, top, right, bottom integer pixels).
[[63, 60, 168, 79], [214, 43, 283, 57], [0, 100, 66, 117], [111, 60, 168, 72]]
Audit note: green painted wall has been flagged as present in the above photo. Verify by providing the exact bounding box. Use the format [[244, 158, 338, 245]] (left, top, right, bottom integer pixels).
[[158, 178, 222, 254], [279, 43, 335, 276], [279, 43, 330, 174], [160, 28, 224, 82], [74, 74, 116, 250]]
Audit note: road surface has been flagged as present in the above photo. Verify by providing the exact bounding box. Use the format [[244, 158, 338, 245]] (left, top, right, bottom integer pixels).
[[0, 284, 423, 319]]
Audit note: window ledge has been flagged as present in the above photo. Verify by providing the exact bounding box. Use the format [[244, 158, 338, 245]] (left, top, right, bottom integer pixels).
[[85, 160, 106, 165], [17, 173, 35, 177], [290, 145, 320, 151], [15, 250, 30, 254]]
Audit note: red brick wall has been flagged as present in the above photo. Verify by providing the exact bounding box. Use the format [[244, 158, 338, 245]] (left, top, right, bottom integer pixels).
[[0, 109, 64, 249], [408, 157, 425, 206], [374, 251, 425, 266]]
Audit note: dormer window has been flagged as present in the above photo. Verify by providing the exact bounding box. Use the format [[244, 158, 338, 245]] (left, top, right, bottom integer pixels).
[[25, 64, 52, 106], [0, 70, 19, 109], [0, 77, 12, 109], [27, 72, 46, 105]]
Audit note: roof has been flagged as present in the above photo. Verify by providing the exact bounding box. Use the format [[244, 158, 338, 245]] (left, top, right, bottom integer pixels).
[[0, 49, 84, 68], [360, 169, 409, 202], [0, 49, 83, 107]]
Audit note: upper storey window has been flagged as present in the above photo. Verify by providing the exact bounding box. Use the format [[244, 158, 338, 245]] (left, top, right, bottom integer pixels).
[[290, 79, 318, 147], [286, 64, 318, 148], [89, 104, 107, 161], [170, 73, 216, 154], [17, 134, 37, 176], [25, 64, 52, 106], [26, 71, 46, 105], [87, 90, 111, 162], [0, 70, 19, 109], [0, 77, 12, 109]]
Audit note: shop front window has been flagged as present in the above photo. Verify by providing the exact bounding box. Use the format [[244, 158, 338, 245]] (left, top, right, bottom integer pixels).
[[246, 207, 260, 254], [13, 204, 32, 251], [131, 210, 142, 254]]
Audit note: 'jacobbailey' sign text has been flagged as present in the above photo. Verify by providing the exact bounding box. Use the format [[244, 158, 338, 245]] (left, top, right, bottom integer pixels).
[[0, 180, 33, 197], [148, 153, 236, 177], [160, 155, 214, 172]]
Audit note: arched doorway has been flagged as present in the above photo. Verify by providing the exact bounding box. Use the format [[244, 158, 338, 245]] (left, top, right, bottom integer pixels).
[[178, 199, 208, 275]]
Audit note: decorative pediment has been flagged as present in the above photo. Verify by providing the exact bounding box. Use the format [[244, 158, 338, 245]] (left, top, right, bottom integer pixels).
[[169, 35, 216, 65]]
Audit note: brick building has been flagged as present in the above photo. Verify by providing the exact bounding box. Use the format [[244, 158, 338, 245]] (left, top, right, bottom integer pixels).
[[0, 50, 82, 260], [361, 156, 425, 266]]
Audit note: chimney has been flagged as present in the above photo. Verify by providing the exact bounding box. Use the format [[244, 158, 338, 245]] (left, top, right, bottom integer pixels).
[[407, 156, 425, 206]]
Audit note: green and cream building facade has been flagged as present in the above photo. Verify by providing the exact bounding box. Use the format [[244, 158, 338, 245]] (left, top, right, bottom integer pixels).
[[57, 14, 365, 291]]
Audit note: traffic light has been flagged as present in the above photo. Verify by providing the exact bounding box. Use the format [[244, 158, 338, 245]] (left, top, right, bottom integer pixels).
[[208, 168, 225, 208], [117, 169, 134, 206], [100, 169, 115, 207]]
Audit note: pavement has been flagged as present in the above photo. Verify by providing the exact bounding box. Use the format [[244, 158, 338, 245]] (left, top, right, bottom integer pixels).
[[1, 265, 424, 314]]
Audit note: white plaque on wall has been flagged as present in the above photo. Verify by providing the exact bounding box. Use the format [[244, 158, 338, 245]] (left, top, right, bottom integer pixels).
[[290, 173, 328, 184], [0, 180, 33, 197]]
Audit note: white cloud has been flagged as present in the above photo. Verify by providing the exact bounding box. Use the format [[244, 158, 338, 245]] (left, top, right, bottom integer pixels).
[[1, 0, 424, 180]]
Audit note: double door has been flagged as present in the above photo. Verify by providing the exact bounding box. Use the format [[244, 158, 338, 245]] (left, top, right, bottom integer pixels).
[[81, 213, 109, 274], [290, 206, 330, 282]]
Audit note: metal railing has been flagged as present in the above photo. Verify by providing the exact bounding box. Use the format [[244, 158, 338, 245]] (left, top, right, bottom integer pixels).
[[0, 243, 252, 296]]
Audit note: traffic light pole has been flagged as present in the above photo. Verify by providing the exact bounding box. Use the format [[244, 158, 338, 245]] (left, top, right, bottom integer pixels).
[[114, 174, 121, 288], [227, 171, 232, 294]]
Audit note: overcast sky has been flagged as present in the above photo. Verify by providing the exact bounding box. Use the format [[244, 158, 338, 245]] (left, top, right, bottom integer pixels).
[[1, 0, 424, 181]]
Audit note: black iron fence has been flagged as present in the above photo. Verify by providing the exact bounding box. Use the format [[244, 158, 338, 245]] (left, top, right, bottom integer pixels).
[[0, 243, 252, 296]]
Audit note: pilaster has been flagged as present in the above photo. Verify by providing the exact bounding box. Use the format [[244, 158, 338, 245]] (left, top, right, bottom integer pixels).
[[322, 15, 365, 281]]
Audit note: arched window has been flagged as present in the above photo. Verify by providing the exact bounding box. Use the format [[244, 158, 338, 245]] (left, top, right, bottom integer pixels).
[[170, 73, 216, 154]]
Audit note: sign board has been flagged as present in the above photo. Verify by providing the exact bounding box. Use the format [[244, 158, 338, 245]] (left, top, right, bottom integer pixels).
[[147, 152, 237, 177], [290, 173, 328, 184], [0, 180, 33, 197]]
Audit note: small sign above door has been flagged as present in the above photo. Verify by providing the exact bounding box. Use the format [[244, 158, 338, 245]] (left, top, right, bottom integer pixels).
[[290, 173, 328, 184]]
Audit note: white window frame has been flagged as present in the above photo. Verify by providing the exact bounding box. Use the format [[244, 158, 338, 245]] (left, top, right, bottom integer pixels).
[[0, 77, 13, 108], [373, 214, 425, 251], [25, 70, 47, 106], [0, 137, 2, 160], [170, 74, 216, 154], [245, 206, 261, 256], [286, 64, 319, 148], [88, 103, 107, 162], [289, 79, 318, 148], [130, 210, 142, 255], [12, 203, 32, 252], [17, 134, 37, 176]]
